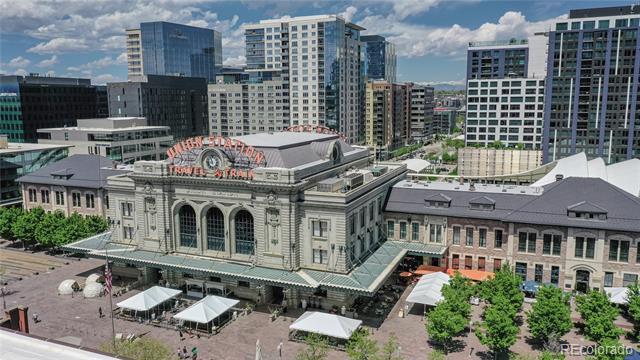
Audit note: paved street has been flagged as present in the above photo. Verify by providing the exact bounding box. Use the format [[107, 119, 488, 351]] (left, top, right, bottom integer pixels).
[[1, 249, 637, 359]]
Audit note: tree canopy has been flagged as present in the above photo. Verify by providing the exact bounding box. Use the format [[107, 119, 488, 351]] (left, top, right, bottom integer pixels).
[[475, 295, 519, 357], [346, 329, 379, 360], [625, 283, 640, 339], [100, 338, 174, 360], [296, 333, 329, 360], [575, 290, 622, 343], [526, 285, 572, 352], [480, 264, 523, 318]]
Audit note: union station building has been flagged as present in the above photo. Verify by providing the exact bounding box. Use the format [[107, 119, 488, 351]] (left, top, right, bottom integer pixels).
[[64, 129, 640, 308]]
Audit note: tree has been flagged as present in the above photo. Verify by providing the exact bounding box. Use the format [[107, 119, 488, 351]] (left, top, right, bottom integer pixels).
[[100, 338, 173, 360], [480, 264, 524, 319], [346, 328, 379, 360], [625, 283, 640, 339], [63, 212, 90, 243], [12, 207, 44, 248], [526, 285, 572, 352], [380, 334, 403, 360], [0, 207, 21, 241], [85, 215, 109, 234], [575, 290, 623, 343], [591, 338, 626, 360], [295, 333, 329, 360], [35, 211, 66, 248], [426, 301, 467, 353], [476, 297, 519, 359], [442, 272, 473, 317]]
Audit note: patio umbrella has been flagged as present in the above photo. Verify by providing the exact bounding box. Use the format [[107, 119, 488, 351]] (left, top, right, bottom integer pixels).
[[399, 272, 413, 278], [255, 339, 262, 360]]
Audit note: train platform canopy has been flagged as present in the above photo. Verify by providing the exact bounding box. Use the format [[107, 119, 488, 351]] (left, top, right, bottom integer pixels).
[[63, 233, 446, 296]]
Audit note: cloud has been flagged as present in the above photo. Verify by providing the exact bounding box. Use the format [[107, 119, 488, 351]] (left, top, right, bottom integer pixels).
[[92, 73, 123, 84], [14, 69, 29, 76], [416, 80, 465, 86], [223, 55, 246, 67], [36, 55, 58, 67], [339, 6, 357, 23], [360, 11, 563, 58], [6, 56, 31, 68], [66, 55, 124, 72], [28, 38, 88, 54], [390, 0, 442, 20], [116, 52, 127, 64]]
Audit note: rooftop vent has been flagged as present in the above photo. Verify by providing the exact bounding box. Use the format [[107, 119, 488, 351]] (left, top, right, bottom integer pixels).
[[344, 172, 364, 190], [556, 174, 564, 182]]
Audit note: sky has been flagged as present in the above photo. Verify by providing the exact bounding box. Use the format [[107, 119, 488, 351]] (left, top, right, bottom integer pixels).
[[0, 0, 633, 87]]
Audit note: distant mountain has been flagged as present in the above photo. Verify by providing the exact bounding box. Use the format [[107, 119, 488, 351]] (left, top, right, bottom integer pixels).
[[414, 81, 465, 91]]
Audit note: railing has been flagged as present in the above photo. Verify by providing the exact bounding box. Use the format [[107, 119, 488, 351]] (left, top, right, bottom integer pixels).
[[469, 39, 528, 47]]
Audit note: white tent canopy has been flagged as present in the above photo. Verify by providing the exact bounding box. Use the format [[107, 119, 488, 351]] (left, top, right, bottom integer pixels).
[[289, 311, 362, 340], [174, 295, 239, 324], [57, 279, 79, 295], [86, 273, 104, 284], [117, 286, 182, 312], [402, 158, 431, 173], [406, 272, 450, 306], [83, 282, 103, 298], [605, 287, 629, 305]]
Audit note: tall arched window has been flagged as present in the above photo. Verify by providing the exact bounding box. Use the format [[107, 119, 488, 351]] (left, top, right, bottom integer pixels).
[[206, 207, 225, 251], [235, 210, 255, 255], [179, 205, 197, 248]]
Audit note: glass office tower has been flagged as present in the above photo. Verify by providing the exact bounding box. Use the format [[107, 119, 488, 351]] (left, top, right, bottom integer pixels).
[[138, 22, 222, 82], [361, 35, 397, 83], [543, 6, 640, 164]]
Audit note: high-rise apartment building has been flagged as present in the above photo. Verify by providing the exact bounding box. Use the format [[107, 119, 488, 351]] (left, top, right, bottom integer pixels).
[[107, 75, 208, 140], [244, 15, 364, 143], [209, 73, 289, 137], [542, 5, 640, 164], [410, 85, 435, 142], [465, 36, 547, 149], [466, 78, 545, 148], [365, 81, 435, 155], [361, 35, 397, 83], [0, 75, 102, 143], [433, 107, 458, 137], [126, 22, 223, 82]]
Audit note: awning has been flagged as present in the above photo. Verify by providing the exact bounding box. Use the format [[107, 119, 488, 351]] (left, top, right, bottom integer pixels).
[[406, 272, 450, 306], [289, 312, 362, 340], [173, 295, 239, 324], [117, 286, 182, 312], [446, 269, 494, 282], [604, 287, 629, 305]]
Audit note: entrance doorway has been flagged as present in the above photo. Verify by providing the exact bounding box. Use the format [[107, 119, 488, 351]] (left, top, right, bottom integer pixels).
[[272, 286, 284, 304], [575, 270, 590, 293]]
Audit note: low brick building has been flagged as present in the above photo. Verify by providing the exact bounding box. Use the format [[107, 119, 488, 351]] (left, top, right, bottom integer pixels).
[[385, 177, 640, 292], [18, 155, 131, 217]]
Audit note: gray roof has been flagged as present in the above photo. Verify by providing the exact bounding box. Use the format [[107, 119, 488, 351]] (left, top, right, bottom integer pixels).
[[17, 155, 131, 189], [234, 132, 338, 149], [386, 177, 640, 232]]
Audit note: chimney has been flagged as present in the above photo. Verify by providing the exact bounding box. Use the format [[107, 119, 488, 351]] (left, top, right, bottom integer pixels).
[[17, 306, 29, 334], [555, 174, 564, 182]]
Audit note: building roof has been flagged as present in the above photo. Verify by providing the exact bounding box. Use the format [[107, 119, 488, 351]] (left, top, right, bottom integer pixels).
[[0, 142, 72, 156], [532, 152, 640, 197], [16, 155, 131, 189], [401, 158, 431, 173], [0, 329, 119, 360], [387, 177, 640, 232]]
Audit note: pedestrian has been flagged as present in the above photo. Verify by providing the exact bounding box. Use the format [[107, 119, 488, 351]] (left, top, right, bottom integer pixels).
[[277, 340, 283, 358], [98, 307, 103, 318], [179, 329, 183, 340], [177, 348, 184, 359], [182, 346, 188, 358], [191, 346, 198, 360]]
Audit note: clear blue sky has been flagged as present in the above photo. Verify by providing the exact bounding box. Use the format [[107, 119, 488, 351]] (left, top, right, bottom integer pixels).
[[0, 0, 632, 86]]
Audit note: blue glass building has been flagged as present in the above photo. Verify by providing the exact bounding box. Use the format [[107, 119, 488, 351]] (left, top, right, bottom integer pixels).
[[361, 35, 397, 83], [138, 22, 222, 82]]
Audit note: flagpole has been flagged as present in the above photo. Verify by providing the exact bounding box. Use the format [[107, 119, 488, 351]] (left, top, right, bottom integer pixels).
[[105, 247, 116, 348]]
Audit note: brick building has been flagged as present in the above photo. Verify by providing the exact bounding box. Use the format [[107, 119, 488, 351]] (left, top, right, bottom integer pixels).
[[385, 177, 640, 292]]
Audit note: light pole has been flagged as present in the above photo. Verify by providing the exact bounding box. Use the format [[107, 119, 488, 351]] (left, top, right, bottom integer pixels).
[[1, 287, 6, 310]]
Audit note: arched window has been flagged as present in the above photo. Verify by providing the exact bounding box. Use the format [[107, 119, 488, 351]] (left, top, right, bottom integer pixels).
[[179, 205, 197, 248], [235, 210, 255, 255], [206, 207, 225, 251]]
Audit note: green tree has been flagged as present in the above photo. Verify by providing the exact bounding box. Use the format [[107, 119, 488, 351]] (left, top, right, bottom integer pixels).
[[625, 283, 640, 339], [100, 338, 174, 360], [295, 333, 329, 360], [380, 334, 403, 360], [575, 290, 623, 343], [0, 207, 22, 241], [346, 328, 379, 360], [590, 338, 626, 360], [476, 297, 519, 359], [490, 140, 505, 149], [35, 210, 66, 248], [481, 264, 524, 319], [63, 212, 89, 243], [12, 207, 45, 248], [85, 215, 109, 234], [427, 350, 445, 360], [425, 301, 467, 353], [526, 285, 572, 352]]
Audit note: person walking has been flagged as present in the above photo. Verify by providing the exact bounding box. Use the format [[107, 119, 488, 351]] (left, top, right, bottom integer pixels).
[[277, 340, 283, 359], [98, 307, 103, 318]]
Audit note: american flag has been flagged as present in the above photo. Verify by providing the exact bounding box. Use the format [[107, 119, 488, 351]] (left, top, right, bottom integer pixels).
[[104, 263, 112, 295]]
